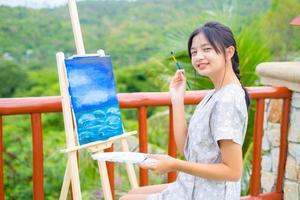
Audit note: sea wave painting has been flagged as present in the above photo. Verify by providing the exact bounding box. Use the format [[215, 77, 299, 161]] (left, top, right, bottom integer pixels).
[[64, 55, 123, 145]]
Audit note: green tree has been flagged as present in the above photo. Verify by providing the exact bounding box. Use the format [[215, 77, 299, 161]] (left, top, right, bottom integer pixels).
[[258, 0, 300, 60], [0, 59, 27, 97]]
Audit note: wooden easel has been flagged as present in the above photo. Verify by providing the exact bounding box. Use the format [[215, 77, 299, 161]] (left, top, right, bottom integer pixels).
[[57, 1, 138, 199]]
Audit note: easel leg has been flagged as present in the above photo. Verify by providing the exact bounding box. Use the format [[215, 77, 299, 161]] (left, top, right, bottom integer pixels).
[[69, 152, 82, 200], [97, 160, 113, 200], [59, 152, 82, 200], [120, 138, 138, 188], [60, 159, 71, 200]]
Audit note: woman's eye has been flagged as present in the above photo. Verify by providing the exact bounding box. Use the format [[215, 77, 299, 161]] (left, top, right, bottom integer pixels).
[[191, 51, 197, 56], [203, 48, 212, 52]]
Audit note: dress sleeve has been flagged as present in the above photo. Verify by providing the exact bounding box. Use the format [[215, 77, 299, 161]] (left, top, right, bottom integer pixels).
[[210, 93, 247, 145]]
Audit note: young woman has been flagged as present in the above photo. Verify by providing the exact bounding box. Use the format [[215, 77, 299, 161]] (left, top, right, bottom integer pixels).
[[120, 21, 250, 200]]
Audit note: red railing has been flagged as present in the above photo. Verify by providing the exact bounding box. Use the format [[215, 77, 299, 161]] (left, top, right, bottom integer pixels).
[[0, 86, 291, 200]]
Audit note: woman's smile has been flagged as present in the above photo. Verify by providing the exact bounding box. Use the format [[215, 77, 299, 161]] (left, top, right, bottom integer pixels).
[[197, 63, 208, 70]]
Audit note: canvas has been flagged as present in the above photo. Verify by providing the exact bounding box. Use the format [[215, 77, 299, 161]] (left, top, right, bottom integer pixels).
[[64, 55, 123, 145]]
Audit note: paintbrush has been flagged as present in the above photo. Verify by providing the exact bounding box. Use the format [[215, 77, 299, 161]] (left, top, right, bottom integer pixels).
[[170, 51, 191, 89]]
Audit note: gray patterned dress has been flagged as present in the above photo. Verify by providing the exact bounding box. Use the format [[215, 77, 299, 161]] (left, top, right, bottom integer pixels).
[[147, 84, 248, 200]]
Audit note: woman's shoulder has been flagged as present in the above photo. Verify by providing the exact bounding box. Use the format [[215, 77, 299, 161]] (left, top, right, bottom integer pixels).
[[216, 84, 245, 103], [212, 84, 248, 115]]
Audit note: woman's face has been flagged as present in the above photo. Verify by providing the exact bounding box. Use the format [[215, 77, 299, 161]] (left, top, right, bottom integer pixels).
[[190, 33, 225, 79]]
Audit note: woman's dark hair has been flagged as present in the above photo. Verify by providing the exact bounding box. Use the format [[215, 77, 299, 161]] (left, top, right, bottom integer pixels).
[[187, 21, 250, 109]]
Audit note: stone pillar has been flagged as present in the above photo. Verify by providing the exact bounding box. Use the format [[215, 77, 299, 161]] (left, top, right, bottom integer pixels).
[[256, 62, 300, 200]]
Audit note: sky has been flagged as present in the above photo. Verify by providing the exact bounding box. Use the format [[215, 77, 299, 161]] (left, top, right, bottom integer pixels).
[[0, 0, 135, 8], [0, 0, 77, 8]]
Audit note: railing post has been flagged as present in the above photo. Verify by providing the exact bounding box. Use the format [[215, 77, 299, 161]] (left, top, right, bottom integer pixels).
[[0, 116, 4, 200], [31, 113, 44, 200], [138, 106, 148, 186], [104, 145, 114, 199], [168, 106, 176, 182], [276, 98, 291, 193], [250, 99, 265, 196]]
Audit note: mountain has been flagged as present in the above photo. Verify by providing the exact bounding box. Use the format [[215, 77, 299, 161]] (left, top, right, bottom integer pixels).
[[0, 0, 271, 69]]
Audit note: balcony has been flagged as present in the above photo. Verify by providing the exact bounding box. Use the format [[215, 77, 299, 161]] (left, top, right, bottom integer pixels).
[[0, 86, 291, 200]]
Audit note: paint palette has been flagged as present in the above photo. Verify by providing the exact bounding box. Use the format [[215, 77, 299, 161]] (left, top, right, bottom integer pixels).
[[92, 152, 157, 164]]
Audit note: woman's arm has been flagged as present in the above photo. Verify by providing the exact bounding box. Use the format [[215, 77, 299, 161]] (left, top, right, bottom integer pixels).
[[171, 101, 187, 154], [169, 70, 188, 154], [176, 140, 242, 181], [146, 140, 243, 181]]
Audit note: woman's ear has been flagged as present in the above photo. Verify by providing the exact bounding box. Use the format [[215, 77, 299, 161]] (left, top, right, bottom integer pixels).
[[226, 46, 235, 61]]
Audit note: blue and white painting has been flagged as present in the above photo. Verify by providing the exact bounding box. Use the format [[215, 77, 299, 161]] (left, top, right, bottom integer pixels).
[[64, 56, 123, 145]]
